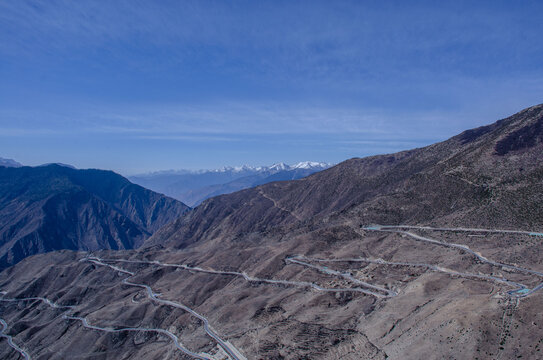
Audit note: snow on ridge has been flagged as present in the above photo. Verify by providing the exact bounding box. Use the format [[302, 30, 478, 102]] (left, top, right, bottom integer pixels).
[[269, 162, 289, 171], [0, 157, 22, 168], [216, 161, 332, 173], [133, 161, 333, 177], [292, 161, 330, 169]]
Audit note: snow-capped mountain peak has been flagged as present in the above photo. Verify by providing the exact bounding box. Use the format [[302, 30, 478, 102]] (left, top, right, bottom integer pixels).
[[0, 157, 22, 168], [200, 161, 331, 174], [131, 161, 333, 178], [292, 161, 330, 170], [129, 160, 334, 206], [269, 162, 289, 171]]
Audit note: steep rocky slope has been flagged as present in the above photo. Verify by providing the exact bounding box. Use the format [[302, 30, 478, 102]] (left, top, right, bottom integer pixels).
[[1, 104, 543, 359], [149, 104, 543, 249], [0, 165, 189, 268]]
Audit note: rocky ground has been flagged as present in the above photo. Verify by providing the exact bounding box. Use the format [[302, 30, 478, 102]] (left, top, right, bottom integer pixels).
[[2, 222, 543, 359], [1, 104, 543, 359]]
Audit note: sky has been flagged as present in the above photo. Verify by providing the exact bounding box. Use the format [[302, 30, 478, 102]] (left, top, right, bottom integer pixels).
[[1, 0, 543, 175]]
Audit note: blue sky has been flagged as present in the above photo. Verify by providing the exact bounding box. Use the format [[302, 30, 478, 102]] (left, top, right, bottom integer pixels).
[[1, 0, 543, 175]]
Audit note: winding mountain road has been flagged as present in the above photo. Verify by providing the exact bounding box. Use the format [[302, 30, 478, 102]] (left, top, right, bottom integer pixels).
[[3, 223, 541, 358], [258, 189, 302, 221], [0, 291, 216, 360], [86, 257, 247, 360], [96, 257, 395, 297], [62, 315, 213, 360], [363, 225, 543, 298], [91, 222, 543, 304], [297, 255, 526, 290], [285, 256, 397, 297], [0, 318, 30, 360], [373, 225, 543, 237], [0, 296, 73, 310], [0, 293, 78, 360]]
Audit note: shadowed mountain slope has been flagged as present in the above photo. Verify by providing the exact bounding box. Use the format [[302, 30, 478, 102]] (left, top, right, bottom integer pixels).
[[0, 165, 189, 268]]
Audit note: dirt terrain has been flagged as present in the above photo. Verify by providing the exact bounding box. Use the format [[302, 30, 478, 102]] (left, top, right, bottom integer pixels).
[[2, 225, 543, 359], [1, 104, 543, 359]]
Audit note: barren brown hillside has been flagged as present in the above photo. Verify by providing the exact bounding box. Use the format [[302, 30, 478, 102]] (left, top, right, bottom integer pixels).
[[1, 104, 543, 359]]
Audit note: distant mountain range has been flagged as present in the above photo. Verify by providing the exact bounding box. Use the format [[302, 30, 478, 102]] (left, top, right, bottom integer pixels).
[[129, 161, 332, 206], [0, 164, 189, 268], [0, 157, 22, 168]]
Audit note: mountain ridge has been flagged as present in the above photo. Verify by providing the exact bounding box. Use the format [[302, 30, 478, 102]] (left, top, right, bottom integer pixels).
[[148, 103, 543, 249], [131, 161, 332, 177], [129, 161, 332, 206], [0, 157, 22, 168], [0, 164, 190, 268]]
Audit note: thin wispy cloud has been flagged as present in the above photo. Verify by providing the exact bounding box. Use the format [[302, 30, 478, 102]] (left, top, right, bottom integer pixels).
[[0, 101, 481, 140], [1, 1, 543, 173], [2, 1, 542, 80], [132, 134, 241, 142]]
